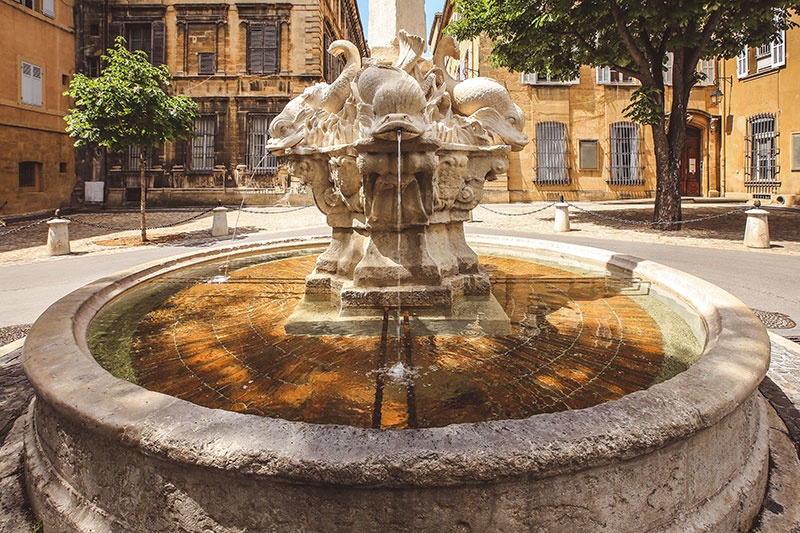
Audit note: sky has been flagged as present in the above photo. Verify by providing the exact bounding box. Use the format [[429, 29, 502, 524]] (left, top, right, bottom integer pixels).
[[356, 0, 442, 43]]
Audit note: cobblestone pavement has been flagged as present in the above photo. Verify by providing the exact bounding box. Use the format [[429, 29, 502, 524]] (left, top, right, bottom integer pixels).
[[0, 325, 31, 347], [2, 202, 800, 265]]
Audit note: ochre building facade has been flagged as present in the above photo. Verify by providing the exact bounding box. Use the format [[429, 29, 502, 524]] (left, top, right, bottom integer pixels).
[[431, 2, 730, 202], [74, 0, 366, 204], [1, 0, 76, 216], [720, 14, 800, 205]]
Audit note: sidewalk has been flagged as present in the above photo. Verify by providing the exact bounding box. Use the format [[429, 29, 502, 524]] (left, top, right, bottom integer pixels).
[[2, 201, 800, 265]]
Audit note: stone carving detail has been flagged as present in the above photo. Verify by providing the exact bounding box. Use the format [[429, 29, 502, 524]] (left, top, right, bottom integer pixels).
[[268, 33, 528, 311]]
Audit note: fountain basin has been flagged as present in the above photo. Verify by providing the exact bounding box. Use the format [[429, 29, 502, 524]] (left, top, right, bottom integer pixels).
[[22, 236, 770, 532]]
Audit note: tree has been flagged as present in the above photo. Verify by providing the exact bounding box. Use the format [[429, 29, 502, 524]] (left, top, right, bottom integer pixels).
[[64, 37, 198, 241], [449, 0, 799, 228]]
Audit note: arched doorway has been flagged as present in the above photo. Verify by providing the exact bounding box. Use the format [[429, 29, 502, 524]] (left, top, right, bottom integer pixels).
[[680, 127, 702, 196]]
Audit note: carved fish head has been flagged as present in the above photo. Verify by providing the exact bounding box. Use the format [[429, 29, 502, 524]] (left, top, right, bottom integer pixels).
[[371, 112, 427, 140]]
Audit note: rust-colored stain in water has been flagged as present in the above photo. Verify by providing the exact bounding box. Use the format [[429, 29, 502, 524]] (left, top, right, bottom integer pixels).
[[110, 255, 665, 428]]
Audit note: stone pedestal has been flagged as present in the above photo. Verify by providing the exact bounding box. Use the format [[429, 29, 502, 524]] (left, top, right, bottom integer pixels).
[[368, 0, 427, 61], [46, 219, 70, 256], [554, 203, 570, 232], [211, 206, 229, 237], [744, 209, 770, 249]]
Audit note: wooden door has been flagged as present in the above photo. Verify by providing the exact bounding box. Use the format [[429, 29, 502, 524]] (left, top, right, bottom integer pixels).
[[680, 128, 702, 197]]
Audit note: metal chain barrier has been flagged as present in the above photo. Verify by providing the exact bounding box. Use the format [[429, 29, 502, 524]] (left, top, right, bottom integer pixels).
[[565, 202, 751, 227], [62, 208, 215, 232], [0, 218, 48, 237], [235, 205, 313, 215], [479, 202, 557, 216]]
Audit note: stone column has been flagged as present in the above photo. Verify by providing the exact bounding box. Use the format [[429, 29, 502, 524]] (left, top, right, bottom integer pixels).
[[554, 203, 570, 232], [46, 218, 71, 256], [368, 0, 426, 60], [744, 208, 770, 249], [211, 206, 229, 236]]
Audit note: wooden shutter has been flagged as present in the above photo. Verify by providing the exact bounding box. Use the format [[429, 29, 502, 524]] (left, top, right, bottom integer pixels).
[[264, 23, 279, 74], [41, 0, 54, 18], [198, 52, 215, 75], [697, 59, 715, 86], [21, 62, 42, 107], [109, 22, 124, 47], [736, 47, 749, 78], [151, 21, 166, 66], [248, 25, 263, 73], [772, 30, 786, 67], [596, 66, 611, 85]]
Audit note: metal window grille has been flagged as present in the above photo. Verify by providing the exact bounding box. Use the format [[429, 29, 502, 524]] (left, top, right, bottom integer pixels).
[[191, 116, 215, 171], [125, 146, 153, 171], [745, 113, 779, 184], [534, 121, 570, 184], [608, 122, 643, 185], [247, 115, 279, 175], [18, 162, 37, 188]]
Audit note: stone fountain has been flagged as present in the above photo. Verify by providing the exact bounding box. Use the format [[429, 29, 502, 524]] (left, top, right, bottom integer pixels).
[[21, 2, 771, 531], [266, 23, 527, 333]]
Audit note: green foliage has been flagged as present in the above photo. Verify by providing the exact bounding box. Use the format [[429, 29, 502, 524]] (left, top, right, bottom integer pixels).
[[623, 87, 663, 126], [64, 38, 198, 152], [449, 0, 799, 89]]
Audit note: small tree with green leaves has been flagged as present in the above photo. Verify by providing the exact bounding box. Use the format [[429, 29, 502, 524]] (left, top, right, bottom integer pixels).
[[449, 1, 799, 228], [64, 37, 198, 241]]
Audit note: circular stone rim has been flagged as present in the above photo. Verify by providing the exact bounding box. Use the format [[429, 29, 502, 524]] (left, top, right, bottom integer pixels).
[[22, 235, 770, 487]]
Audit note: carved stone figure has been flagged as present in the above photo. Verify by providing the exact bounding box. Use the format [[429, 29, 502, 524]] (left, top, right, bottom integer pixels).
[[266, 29, 528, 331]]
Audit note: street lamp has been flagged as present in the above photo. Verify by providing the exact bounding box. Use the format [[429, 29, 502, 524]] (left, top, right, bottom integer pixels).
[[710, 75, 733, 106]]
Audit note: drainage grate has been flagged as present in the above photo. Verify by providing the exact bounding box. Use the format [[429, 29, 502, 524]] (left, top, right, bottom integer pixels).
[[751, 309, 797, 329]]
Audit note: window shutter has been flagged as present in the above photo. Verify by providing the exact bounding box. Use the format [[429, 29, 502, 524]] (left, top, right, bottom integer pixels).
[[596, 66, 611, 85], [248, 25, 264, 73], [663, 53, 673, 86], [41, 0, 54, 18], [698, 59, 715, 86], [31, 65, 42, 107], [772, 30, 786, 67], [521, 72, 537, 85], [198, 52, 215, 75], [737, 47, 749, 78], [21, 62, 42, 107], [109, 22, 124, 46], [151, 22, 166, 66], [264, 23, 279, 74]]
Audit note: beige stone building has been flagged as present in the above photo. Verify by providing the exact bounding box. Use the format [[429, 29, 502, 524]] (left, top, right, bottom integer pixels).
[[75, 0, 367, 204], [431, 1, 724, 202], [720, 14, 800, 205], [1, 0, 76, 216]]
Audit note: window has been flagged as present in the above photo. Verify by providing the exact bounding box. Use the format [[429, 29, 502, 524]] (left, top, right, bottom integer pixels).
[[247, 23, 280, 74], [126, 24, 152, 59], [609, 122, 643, 185], [247, 115, 279, 175], [580, 140, 599, 170], [19, 162, 40, 189], [125, 146, 154, 171], [191, 116, 215, 170], [738, 30, 786, 78], [21, 62, 42, 107], [121, 22, 166, 65], [198, 52, 215, 75], [41, 0, 53, 17], [792, 132, 800, 172], [89, 23, 100, 36], [596, 67, 638, 85], [697, 59, 716, 86], [323, 29, 342, 83], [87, 57, 101, 78], [521, 71, 580, 85], [745, 113, 779, 183], [534, 121, 569, 184]]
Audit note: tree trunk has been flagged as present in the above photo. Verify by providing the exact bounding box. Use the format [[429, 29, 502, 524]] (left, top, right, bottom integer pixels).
[[653, 55, 692, 230], [139, 151, 148, 242]]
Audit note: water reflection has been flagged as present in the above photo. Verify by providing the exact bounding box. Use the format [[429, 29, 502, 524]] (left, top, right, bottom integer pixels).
[[88, 254, 695, 429]]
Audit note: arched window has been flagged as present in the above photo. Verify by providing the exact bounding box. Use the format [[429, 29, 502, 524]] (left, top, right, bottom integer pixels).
[[608, 121, 643, 185], [534, 121, 569, 184]]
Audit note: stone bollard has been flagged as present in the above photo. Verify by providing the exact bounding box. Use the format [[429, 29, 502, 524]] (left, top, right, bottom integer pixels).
[[46, 217, 71, 256], [554, 203, 570, 232], [211, 205, 229, 237], [744, 205, 770, 249]]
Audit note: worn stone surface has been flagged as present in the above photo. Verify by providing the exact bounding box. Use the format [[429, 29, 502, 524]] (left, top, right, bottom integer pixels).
[[744, 209, 770, 248], [18, 236, 773, 532]]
